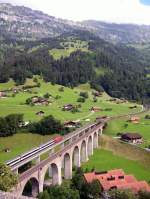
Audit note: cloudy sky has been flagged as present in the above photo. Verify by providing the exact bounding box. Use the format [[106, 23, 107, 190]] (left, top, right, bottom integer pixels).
[[1, 0, 150, 24]]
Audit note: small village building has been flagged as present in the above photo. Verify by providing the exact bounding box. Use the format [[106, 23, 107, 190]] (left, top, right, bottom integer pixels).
[[92, 91, 102, 97], [36, 111, 45, 116], [3, 148, 11, 153], [64, 120, 80, 128], [31, 96, 49, 106], [0, 91, 7, 98], [63, 104, 74, 111], [84, 169, 150, 193], [96, 116, 109, 123], [12, 87, 21, 93], [121, 133, 143, 144], [130, 116, 140, 124], [90, 107, 101, 112]]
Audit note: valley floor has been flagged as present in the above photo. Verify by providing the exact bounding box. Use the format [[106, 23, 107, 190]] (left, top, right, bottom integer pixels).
[[82, 135, 150, 182]]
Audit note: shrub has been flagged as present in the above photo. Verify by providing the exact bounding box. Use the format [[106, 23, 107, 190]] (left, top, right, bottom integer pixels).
[[58, 87, 64, 92], [77, 97, 85, 103], [79, 92, 88, 99]]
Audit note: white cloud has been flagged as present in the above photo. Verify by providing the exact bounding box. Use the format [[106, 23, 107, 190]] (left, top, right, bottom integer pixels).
[[2, 0, 150, 24]]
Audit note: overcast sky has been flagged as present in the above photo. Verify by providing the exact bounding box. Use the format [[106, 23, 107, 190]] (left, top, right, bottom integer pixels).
[[1, 0, 150, 24]]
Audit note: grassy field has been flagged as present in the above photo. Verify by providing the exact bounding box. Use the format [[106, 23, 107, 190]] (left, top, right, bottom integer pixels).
[[49, 40, 89, 60], [0, 78, 141, 122], [0, 77, 142, 162], [82, 148, 150, 182], [82, 135, 150, 182], [0, 133, 55, 162], [104, 111, 150, 148]]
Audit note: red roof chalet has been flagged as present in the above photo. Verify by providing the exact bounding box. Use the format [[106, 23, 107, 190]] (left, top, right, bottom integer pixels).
[[84, 169, 150, 193]]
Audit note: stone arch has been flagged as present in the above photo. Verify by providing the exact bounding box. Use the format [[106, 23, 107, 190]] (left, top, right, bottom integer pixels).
[[51, 163, 60, 185], [63, 153, 72, 179], [87, 135, 93, 156], [93, 132, 98, 148], [22, 177, 39, 197], [72, 145, 80, 167], [80, 140, 87, 162], [42, 165, 53, 188]]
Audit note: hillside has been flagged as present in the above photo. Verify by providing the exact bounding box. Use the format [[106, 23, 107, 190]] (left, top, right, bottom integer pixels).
[[1, 3, 150, 44], [82, 20, 150, 44], [0, 77, 142, 162], [0, 3, 150, 102], [0, 3, 80, 40]]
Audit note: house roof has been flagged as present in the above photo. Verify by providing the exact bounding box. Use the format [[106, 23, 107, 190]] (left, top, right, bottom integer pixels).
[[130, 116, 140, 120], [36, 111, 44, 114], [121, 133, 142, 139], [84, 169, 150, 193]]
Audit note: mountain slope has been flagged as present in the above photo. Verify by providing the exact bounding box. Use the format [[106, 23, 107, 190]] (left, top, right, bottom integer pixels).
[[82, 20, 150, 44], [0, 3, 81, 39], [1, 3, 150, 44]]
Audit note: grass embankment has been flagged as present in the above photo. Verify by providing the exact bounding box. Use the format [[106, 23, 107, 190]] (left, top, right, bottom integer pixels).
[[104, 111, 150, 148], [82, 135, 150, 182], [0, 133, 55, 162]]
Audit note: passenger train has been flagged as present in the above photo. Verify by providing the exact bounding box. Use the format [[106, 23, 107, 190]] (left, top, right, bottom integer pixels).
[[6, 136, 63, 167]]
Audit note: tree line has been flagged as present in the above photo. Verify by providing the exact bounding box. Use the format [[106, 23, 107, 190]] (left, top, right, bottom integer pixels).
[[0, 30, 150, 102]]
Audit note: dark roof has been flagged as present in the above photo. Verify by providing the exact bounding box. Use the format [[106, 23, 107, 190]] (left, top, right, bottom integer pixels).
[[121, 133, 142, 140], [36, 111, 45, 114]]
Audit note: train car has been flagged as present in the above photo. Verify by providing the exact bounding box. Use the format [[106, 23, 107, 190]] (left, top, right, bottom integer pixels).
[[54, 136, 63, 143]]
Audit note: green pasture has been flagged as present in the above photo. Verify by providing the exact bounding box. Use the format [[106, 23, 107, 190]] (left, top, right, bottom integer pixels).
[[82, 148, 150, 182], [49, 40, 89, 60], [104, 111, 150, 148], [0, 133, 54, 162], [0, 78, 141, 122]]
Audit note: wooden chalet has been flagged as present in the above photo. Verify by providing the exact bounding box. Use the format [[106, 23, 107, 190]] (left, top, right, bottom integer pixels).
[[63, 104, 74, 111], [31, 96, 49, 106], [130, 116, 140, 124], [0, 91, 7, 98], [36, 111, 45, 116], [64, 120, 80, 128], [90, 107, 101, 112], [121, 133, 143, 144]]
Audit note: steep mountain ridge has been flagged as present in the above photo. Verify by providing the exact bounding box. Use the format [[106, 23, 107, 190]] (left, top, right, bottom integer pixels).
[[82, 20, 150, 44], [0, 3, 82, 39], [1, 3, 150, 44]]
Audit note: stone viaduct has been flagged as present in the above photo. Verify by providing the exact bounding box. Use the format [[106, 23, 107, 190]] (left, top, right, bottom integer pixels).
[[12, 122, 104, 198]]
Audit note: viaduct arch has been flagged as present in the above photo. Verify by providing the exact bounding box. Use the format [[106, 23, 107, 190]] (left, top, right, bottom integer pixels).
[[12, 123, 103, 197]]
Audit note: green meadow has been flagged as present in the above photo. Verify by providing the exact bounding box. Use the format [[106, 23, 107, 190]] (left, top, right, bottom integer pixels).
[[82, 135, 150, 182], [82, 148, 150, 182], [0, 77, 142, 162], [0, 133, 55, 162], [49, 40, 89, 60], [0, 78, 141, 122], [104, 111, 150, 148]]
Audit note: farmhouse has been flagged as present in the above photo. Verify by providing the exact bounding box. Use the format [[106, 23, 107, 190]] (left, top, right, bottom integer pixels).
[[63, 104, 74, 111], [64, 120, 80, 128], [96, 116, 109, 122], [36, 111, 45, 116], [0, 91, 7, 97], [31, 96, 49, 105], [121, 133, 143, 144], [84, 169, 150, 193], [92, 91, 102, 97], [3, 148, 11, 153], [90, 107, 101, 112], [130, 116, 140, 124]]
